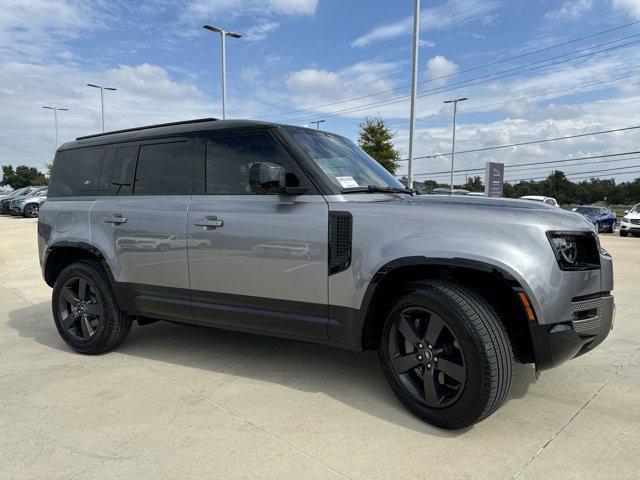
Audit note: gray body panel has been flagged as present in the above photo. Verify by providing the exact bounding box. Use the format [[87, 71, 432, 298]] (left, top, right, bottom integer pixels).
[[326, 193, 612, 326], [89, 195, 190, 289], [187, 194, 329, 340]]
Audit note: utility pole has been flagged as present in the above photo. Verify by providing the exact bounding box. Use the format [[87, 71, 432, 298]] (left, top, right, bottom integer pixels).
[[443, 97, 468, 192], [203, 24, 242, 119], [87, 84, 117, 132], [310, 120, 325, 130], [42, 106, 69, 150], [406, 0, 420, 192]]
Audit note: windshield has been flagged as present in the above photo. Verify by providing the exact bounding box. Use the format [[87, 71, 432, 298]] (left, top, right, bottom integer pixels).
[[286, 128, 405, 191], [575, 206, 600, 215], [10, 187, 29, 196], [632, 204, 640, 213]]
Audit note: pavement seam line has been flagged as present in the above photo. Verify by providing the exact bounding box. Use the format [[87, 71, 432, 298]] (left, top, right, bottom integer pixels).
[[511, 347, 640, 479], [144, 364, 352, 480]]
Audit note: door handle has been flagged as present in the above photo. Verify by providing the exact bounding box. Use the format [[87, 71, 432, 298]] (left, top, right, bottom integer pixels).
[[194, 216, 223, 228], [104, 215, 127, 224]]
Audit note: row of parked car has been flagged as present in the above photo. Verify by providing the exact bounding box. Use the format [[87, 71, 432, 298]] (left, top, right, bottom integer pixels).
[[0, 185, 48, 217]]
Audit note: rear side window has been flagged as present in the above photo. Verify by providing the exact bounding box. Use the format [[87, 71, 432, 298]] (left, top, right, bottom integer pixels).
[[134, 142, 189, 195], [205, 134, 308, 194], [49, 148, 108, 197]]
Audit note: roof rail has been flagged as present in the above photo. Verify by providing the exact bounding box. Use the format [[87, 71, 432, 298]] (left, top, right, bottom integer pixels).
[[76, 118, 218, 141]]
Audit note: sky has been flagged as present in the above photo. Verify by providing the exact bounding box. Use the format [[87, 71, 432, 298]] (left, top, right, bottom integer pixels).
[[2, 0, 640, 185]]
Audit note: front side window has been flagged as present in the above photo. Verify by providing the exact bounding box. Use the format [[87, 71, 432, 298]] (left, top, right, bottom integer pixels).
[[285, 127, 405, 192], [134, 142, 189, 195], [205, 134, 307, 194]]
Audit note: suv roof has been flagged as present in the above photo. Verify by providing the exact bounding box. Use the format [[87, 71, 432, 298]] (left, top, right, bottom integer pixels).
[[60, 118, 279, 151]]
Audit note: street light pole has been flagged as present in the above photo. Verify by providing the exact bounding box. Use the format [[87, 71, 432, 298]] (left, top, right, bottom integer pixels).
[[203, 24, 242, 120], [407, 0, 420, 192], [443, 97, 468, 192], [87, 84, 117, 132], [310, 120, 325, 130], [42, 106, 69, 149]]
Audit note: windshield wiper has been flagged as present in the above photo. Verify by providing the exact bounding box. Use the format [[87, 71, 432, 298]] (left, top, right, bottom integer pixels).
[[341, 185, 413, 194]]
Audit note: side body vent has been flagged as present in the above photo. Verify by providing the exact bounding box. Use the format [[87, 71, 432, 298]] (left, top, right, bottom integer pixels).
[[329, 211, 353, 275]]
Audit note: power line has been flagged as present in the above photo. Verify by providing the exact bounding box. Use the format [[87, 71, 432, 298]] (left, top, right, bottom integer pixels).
[[413, 124, 640, 160], [387, 72, 639, 129], [409, 150, 640, 177], [506, 164, 640, 182], [280, 36, 640, 123], [258, 20, 640, 119]]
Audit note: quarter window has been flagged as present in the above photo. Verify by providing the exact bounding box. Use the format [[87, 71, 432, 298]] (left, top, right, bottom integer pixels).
[[134, 142, 189, 195], [49, 148, 107, 197]]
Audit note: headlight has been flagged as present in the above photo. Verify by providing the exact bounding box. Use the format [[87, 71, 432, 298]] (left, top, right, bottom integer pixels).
[[547, 231, 601, 271], [621, 216, 629, 223]]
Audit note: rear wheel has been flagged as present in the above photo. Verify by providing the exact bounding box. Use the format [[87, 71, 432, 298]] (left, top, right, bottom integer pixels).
[[379, 279, 513, 429], [52, 259, 132, 354], [23, 203, 39, 218]]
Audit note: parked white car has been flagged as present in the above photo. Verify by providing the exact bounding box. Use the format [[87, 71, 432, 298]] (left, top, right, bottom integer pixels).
[[520, 195, 559, 207], [620, 203, 640, 237]]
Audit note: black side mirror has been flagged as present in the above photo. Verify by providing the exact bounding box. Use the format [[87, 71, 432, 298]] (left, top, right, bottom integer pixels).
[[249, 162, 307, 195]]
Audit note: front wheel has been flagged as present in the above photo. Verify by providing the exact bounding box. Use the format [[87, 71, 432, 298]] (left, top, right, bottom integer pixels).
[[379, 279, 513, 429], [52, 259, 132, 354], [620, 230, 628, 237]]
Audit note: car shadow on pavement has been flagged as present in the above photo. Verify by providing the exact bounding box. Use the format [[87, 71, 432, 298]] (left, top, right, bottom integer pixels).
[[8, 302, 536, 435]]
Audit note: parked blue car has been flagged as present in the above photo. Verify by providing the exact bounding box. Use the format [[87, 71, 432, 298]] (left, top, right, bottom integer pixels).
[[572, 205, 616, 232]]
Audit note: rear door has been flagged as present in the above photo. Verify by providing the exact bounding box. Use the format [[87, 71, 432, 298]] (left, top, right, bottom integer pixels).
[[90, 139, 194, 321], [187, 130, 329, 341]]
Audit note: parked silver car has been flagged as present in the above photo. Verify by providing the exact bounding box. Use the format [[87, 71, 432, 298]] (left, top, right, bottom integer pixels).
[[38, 119, 614, 429], [0, 186, 42, 214], [10, 187, 47, 217]]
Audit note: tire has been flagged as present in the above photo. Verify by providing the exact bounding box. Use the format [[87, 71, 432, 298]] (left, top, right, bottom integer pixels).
[[620, 230, 628, 237], [23, 203, 39, 218], [52, 259, 132, 354], [378, 279, 513, 429]]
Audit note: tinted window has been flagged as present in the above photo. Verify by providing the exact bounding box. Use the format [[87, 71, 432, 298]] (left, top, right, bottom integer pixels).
[[49, 148, 107, 197], [110, 146, 138, 196], [206, 134, 307, 194], [134, 142, 189, 195]]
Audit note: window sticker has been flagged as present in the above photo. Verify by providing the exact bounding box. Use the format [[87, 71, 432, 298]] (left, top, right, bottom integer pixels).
[[336, 176, 359, 188]]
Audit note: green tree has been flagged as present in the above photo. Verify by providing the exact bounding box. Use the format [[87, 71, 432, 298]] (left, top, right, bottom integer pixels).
[[357, 115, 400, 175], [1, 165, 48, 189]]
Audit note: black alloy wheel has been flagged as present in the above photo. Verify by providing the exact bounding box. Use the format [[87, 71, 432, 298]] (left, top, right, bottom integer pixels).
[[57, 276, 102, 340], [388, 306, 466, 408]]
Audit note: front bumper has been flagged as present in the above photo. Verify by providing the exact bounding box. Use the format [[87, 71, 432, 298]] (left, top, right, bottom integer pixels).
[[529, 294, 614, 370], [10, 204, 23, 215]]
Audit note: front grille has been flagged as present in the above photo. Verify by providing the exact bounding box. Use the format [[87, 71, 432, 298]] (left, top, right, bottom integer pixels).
[[630, 219, 640, 225]]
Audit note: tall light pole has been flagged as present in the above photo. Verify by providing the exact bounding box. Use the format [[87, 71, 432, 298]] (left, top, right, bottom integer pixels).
[[87, 83, 117, 132], [42, 106, 69, 149], [443, 97, 467, 192], [406, 0, 420, 191], [203, 24, 242, 119], [310, 120, 325, 130]]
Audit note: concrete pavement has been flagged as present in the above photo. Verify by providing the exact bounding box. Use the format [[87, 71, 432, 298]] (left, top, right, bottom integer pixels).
[[0, 215, 638, 479]]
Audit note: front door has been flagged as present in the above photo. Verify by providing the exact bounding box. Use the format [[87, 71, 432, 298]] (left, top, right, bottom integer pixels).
[[187, 131, 329, 341]]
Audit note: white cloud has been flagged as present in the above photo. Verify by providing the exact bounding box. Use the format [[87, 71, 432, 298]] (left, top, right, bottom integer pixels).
[[351, 0, 501, 47], [425, 55, 459, 86], [285, 69, 342, 97], [244, 20, 280, 41], [612, 0, 640, 19], [546, 0, 593, 19], [268, 0, 318, 15], [241, 65, 262, 83]]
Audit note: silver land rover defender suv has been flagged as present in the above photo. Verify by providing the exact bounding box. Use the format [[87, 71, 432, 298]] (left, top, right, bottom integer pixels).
[[39, 118, 614, 429]]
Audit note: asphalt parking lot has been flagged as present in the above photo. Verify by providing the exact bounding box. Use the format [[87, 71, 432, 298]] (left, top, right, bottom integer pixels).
[[0, 215, 638, 480]]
